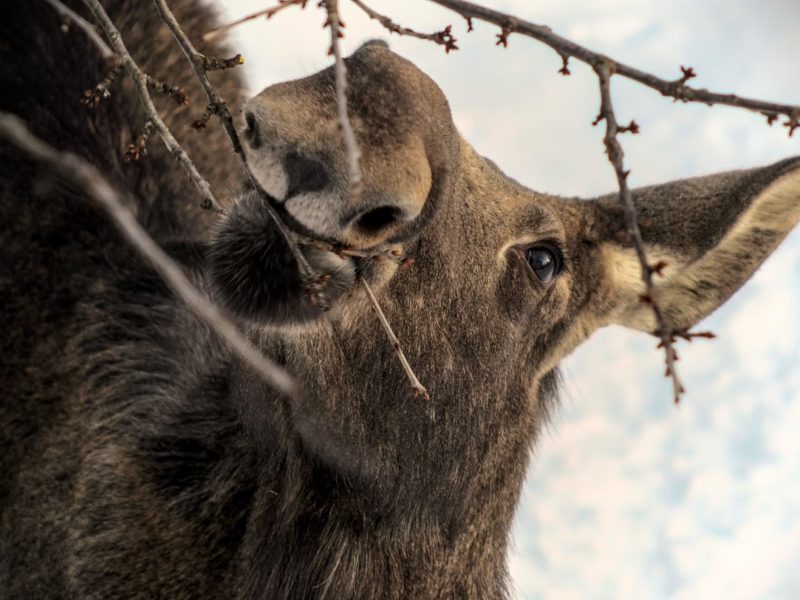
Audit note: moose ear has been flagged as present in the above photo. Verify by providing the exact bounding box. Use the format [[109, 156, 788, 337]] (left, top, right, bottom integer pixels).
[[594, 157, 800, 332]]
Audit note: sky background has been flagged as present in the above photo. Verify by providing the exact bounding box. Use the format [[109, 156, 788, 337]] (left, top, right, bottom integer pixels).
[[217, 1, 800, 597]]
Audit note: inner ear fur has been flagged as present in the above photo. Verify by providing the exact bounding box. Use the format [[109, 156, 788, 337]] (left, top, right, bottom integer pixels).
[[594, 157, 800, 332]]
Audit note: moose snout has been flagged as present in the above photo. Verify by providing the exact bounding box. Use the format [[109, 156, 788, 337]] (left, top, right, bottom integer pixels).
[[241, 109, 428, 247], [280, 180, 422, 247], [280, 151, 416, 238], [240, 42, 445, 248]]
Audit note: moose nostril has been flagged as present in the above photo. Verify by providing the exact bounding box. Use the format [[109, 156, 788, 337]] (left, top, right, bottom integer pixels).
[[284, 152, 329, 196], [244, 111, 262, 149], [355, 205, 403, 234]]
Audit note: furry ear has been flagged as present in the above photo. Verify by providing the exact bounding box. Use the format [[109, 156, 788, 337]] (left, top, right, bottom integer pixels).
[[593, 157, 800, 332]]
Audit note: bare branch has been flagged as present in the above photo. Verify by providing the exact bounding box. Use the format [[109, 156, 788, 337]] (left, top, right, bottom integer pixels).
[[323, 0, 363, 199], [351, 0, 458, 53], [44, 0, 114, 60], [359, 277, 430, 401], [151, 0, 322, 303], [81, 0, 221, 211], [201, 0, 309, 43], [593, 62, 685, 403], [0, 112, 297, 398], [427, 0, 800, 124]]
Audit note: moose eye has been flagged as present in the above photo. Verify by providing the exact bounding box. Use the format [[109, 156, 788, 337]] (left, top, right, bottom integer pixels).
[[523, 246, 561, 283]]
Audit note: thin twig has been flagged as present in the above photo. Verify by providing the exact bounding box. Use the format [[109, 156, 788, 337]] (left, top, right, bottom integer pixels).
[[124, 119, 155, 161], [151, 0, 322, 300], [351, 0, 458, 53], [298, 237, 415, 266], [359, 277, 429, 401], [145, 75, 190, 106], [593, 62, 683, 403], [44, 0, 114, 60], [81, 61, 124, 108], [191, 105, 214, 130], [323, 0, 363, 199], [323, 1, 424, 398], [81, 0, 221, 212], [201, 0, 309, 43], [426, 0, 800, 125], [0, 112, 297, 398]]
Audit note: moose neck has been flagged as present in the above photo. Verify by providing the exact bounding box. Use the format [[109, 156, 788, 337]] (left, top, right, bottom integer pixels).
[[232, 142, 556, 596]]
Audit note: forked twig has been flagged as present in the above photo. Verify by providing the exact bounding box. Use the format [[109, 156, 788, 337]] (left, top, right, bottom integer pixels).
[[201, 0, 309, 43], [359, 277, 430, 401], [593, 62, 684, 402], [80, 0, 221, 211], [0, 112, 297, 398]]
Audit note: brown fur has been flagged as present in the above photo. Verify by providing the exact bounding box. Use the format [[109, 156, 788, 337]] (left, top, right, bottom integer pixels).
[[1, 1, 799, 598]]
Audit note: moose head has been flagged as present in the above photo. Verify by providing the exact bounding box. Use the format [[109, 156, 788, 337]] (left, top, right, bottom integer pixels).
[[205, 41, 800, 597]]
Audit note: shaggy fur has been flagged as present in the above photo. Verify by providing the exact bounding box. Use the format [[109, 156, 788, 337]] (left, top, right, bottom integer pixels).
[[2, 1, 799, 598]]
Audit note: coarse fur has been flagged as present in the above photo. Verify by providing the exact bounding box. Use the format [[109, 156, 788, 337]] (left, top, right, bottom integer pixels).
[[1, 1, 799, 599]]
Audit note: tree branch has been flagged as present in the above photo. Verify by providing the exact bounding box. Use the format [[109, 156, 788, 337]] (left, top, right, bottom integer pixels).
[[593, 62, 684, 403], [201, 0, 309, 43], [351, 0, 458, 53], [151, 0, 242, 153], [81, 0, 222, 211], [427, 0, 800, 125], [0, 112, 297, 398]]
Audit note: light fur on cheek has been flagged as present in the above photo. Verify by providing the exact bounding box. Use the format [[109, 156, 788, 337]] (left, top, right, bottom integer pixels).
[[246, 148, 288, 201]]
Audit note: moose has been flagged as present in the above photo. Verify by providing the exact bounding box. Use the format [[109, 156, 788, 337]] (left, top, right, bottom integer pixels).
[[1, 0, 798, 598]]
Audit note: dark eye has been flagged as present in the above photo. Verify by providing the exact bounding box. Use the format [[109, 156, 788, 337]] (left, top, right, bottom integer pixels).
[[524, 246, 561, 283]]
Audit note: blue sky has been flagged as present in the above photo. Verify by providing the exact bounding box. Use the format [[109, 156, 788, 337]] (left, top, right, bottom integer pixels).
[[220, 1, 800, 597]]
